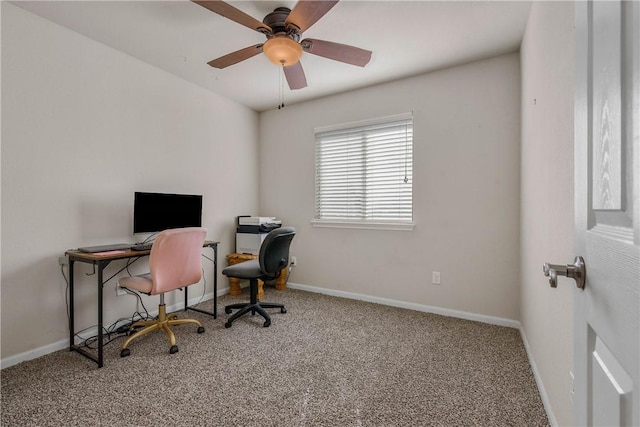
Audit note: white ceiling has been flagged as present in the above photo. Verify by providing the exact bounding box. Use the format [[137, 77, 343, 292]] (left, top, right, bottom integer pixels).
[[12, 0, 532, 112]]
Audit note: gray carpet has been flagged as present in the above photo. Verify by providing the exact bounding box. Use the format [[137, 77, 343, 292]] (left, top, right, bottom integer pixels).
[[1, 288, 549, 426]]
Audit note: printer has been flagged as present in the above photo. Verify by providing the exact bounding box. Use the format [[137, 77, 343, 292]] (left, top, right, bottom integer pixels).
[[235, 216, 282, 255]]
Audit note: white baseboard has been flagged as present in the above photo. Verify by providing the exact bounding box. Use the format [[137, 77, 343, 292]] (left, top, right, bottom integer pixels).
[[0, 340, 70, 371], [286, 282, 521, 328], [519, 327, 558, 427], [0, 290, 226, 370]]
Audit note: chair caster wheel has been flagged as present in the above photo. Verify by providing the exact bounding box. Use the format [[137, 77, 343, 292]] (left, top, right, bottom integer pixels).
[[263, 320, 271, 327], [225, 307, 232, 314], [120, 348, 130, 358], [197, 326, 205, 334], [281, 307, 287, 314], [224, 322, 232, 328], [169, 345, 179, 354]]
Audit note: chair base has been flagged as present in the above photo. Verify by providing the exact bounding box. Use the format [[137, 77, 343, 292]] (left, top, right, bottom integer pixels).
[[120, 303, 204, 357], [224, 279, 286, 328]]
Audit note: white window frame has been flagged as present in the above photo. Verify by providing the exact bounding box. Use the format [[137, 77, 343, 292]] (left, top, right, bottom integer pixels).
[[312, 112, 414, 231]]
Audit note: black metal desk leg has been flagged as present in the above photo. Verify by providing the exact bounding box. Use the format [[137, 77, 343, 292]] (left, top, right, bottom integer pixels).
[[184, 284, 189, 312], [69, 259, 75, 351], [183, 243, 218, 318], [213, 245, 217, 318], [97, 263, 105, 368]]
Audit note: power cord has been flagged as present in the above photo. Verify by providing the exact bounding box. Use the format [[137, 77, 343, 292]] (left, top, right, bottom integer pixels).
[[59, 254, 154, 350], [139, 233, 157, 245], [76, 310, 155, 350]]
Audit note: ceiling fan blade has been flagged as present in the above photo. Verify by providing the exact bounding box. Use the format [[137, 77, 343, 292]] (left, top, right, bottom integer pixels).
[[192, 0, 271, 34], [207, 44, 263, 69], [283, 62, 308, 90], [301, 38, 371, 67], [285, 0, 339, 33]]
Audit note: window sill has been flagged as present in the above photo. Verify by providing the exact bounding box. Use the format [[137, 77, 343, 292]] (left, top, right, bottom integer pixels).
[[310, 219, 415, 231]]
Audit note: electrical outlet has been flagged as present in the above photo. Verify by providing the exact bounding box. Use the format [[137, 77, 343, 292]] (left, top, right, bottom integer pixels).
[[432, 271, 441, 285], [290, 256, 297, 267], [116, 286, 127, 297], [58, 256, 68, 266]]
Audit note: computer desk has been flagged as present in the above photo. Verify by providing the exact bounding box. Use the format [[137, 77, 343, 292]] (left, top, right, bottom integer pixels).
[[65, 241, 219, 368]]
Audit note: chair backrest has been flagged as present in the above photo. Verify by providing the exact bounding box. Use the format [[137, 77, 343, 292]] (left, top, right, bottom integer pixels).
[[259, 227, 296, 279], [148, 227, 207, 295]]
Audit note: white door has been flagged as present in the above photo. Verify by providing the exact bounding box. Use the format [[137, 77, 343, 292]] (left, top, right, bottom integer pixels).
[[574, 1, 640, 425]]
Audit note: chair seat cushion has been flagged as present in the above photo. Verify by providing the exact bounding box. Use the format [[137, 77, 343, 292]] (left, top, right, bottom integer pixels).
[[118, 273, 153, 294], [222, 259, 263, 279]]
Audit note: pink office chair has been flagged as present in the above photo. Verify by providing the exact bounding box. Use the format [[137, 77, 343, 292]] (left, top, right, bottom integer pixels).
[[118, 227, 207, 357]]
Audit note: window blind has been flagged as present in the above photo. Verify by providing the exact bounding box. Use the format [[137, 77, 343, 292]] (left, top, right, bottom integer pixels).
[[315, 113, 413, 223]]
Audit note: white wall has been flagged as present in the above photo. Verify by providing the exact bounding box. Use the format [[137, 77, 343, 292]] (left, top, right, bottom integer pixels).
[[259, 54, 521, 322], [520, 2, 575, 426], [1, 3, 259, 361]]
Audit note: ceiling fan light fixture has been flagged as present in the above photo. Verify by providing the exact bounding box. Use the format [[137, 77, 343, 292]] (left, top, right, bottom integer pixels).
[[263, 37, 303, 66]]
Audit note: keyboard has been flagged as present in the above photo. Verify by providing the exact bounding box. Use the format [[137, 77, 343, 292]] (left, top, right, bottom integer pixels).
[[78, 243, 132, 253], [130, 243, 153, 251]]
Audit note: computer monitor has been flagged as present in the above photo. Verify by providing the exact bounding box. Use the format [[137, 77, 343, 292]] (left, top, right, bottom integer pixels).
[[133, 192, 203, 234]]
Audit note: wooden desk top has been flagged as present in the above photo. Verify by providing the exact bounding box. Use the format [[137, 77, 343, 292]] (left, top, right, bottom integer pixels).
[[66, 241, 219, 262]]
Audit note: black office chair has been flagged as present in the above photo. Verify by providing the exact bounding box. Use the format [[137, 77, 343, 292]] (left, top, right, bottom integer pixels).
[[222, 227, 296, 328]]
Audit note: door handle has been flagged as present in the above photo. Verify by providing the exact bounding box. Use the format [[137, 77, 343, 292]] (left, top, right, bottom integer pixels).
[[543, 256, 586, 290]]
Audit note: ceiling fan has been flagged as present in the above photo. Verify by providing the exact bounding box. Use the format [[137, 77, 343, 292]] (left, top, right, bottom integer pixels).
[[192, 0, 372, 90]]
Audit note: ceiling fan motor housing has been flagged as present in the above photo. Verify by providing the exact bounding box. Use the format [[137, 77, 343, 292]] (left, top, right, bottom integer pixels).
[[263, 7, 300, 40]]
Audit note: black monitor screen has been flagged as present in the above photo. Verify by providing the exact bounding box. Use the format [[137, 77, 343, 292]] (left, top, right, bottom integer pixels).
[[133, 192, 202, 234]]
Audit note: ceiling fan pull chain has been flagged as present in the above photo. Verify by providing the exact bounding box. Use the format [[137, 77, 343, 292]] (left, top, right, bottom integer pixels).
[[277, 66, 282, 109], [278, 65, 285, 109]]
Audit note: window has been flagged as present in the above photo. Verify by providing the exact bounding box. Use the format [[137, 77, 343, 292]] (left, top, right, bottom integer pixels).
[[314, 113, 413, 230]]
